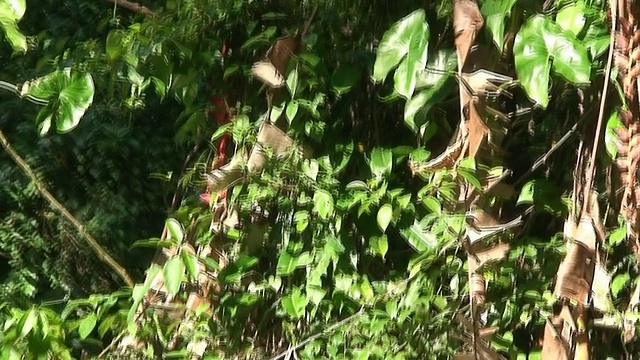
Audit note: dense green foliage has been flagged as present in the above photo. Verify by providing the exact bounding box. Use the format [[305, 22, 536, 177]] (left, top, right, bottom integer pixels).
[[0, 0, 638, 359]]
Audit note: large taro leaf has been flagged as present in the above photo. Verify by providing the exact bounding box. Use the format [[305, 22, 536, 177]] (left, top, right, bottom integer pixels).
[[372, 9, 429, 100], [21, 69, 95, 135], [481, 0, 518, 52], [0, 0, 26, 53], [404, 50, 456, 133], [514, 15, 590, 108]]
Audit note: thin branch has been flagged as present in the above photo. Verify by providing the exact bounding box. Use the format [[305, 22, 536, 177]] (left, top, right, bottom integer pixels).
[[106, 0, 156, 16], [0, 130, 135, 288]]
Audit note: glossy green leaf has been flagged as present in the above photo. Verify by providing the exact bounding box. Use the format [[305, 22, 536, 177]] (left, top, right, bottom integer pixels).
[[372, 10, 428, 83], [370, 235, 389, 259], [400, 221, 437, 253], [556, 2, 586, 37], [163, 256, 185, 297], [583, 20, 610, 59], [286, 66, 299, 96], [294, 210, 310, 233], [481, 0, 518, 51], [369, 148, 393, 178], [105, 30, 125, 61], [282, 288, 308, 319], [392, 19, 429, 99], [286, 100, 299, 124], [180, 249, 199, 282], [313, 189, 334, 220], [377, 204, 393, 233], [605, 111, 624, 159], [514, 15, 590, 108], [346, 180, 368, 191], [18, 308, 37, 338], [78, 314, 97, 340], [0, 0, 26, 53], [277, 251, 296, 276], [128, 265, 160, 322], [609, 226, 626, 247], [332, 64, 362, 95], [611, 273, 630, 298], [302, 159, 319, 181], [22, 69, 95, 133], [165, 218, 184, 243]]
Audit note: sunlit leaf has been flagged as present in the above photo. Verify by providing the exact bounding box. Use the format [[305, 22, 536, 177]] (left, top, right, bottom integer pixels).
[[481, 0, 518, 51], [180, 249, 199, 282], [369, 148, 393, 178], [21, 69, 95, 133], [78, 314, 97, 340], [165, 218, 184, 243], [372, 10, 428, 83], [611, 273, 630, 298], [0, 0, 26, 53], [555, 2, 586, 37], [18, 308, 37, 338], [514, 15, 590, 108], [377, 204, 393, 233], [163, 256, 184, 297], [313, 189, 334, 220]]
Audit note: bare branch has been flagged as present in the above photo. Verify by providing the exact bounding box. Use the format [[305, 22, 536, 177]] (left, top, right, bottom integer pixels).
[[0, 130, 135, 288], [106, 0, 156, 16]]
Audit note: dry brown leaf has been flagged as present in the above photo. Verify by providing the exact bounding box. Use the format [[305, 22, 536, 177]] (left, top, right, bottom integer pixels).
[[453, 0, 484, 67]]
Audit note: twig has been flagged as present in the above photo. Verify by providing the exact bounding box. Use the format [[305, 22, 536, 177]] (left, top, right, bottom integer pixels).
[[582, 0, 616, 213], [106, 0, 156, 16], [0, 130, 135, 288], [268, 308, 365, 360]]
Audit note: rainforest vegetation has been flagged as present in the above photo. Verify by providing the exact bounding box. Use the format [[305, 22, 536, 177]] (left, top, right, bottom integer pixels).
[[2, 0, 640, 359]]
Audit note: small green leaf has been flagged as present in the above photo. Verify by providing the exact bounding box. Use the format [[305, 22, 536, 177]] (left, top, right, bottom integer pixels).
[[313, 189, 334, 220], [611, 273, 630, 298], [369, 148, 393, 178], [400, 221, 437, 253], [370, 235, 389, 259], [392, 20, 429, 99], [78, 314, 97, 340], [282, 288, 308, 319], [163, 256, 185, 297], [302, 159, 319, 181], [421, 195, 441, 214], [165, 218, 184, 243], [286, 66, 299, 96], [346, 180, 369, 191], [180, 249, 199, 281], [605, 111, 624, 159], [377, 204, 393, 233], [286, 100, 299, 124], [19, 308, 37, 338], [277, 251, 296, 276], [294, 210, 310, 233]]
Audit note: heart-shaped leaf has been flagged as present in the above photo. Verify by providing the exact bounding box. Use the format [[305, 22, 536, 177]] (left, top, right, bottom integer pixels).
[[372, 9, 429, 85], [22, 69, 95, 134], [514, 15, 590, 108]]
